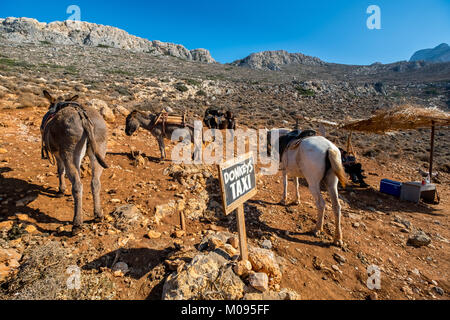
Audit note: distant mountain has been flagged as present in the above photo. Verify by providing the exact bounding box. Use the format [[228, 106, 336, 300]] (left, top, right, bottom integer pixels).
[[230, 50, 326, 71], [0, 17, 216, 63], [410, 43, 450, 63]]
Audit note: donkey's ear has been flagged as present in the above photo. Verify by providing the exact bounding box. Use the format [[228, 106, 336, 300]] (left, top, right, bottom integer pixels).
[[43, 90, 55, 103], [67, 95, 79, 102]]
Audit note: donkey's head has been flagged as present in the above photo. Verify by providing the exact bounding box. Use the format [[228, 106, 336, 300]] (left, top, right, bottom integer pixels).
[[125, 111, 141, 136], [43, 90, 79, 110]]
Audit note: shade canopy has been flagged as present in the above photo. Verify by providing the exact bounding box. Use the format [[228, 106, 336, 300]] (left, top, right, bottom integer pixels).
[[339, 105, 450, 134]]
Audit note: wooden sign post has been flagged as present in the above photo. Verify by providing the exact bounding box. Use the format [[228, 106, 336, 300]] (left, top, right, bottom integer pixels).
[[217, 153, 257, 261]]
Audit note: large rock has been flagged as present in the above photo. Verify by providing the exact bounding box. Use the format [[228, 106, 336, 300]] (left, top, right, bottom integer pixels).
[[86, 99, 115, 123], [248, 247, 282, 289], [248, 272, 269, 292], [162, 251, 245, 300], [0, 17, 215, 63], [407, 230, 432, 247], [0, 248, 22, 282], [112, 204, 143, 231]]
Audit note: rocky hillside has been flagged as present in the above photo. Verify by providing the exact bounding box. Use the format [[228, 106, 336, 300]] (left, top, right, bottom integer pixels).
[[410, 43, 450, 63], [230, 50, 326, 71], [0, 17, 215, 63]]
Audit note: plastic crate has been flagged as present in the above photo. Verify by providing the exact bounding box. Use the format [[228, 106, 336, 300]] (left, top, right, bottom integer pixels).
[[380, 179, 402, 197]]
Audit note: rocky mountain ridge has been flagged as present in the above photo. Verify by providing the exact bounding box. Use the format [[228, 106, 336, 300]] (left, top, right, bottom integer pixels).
[[0, 17, 215, 63], [230, 50, 326, 71], [410, 43, 450, 63]]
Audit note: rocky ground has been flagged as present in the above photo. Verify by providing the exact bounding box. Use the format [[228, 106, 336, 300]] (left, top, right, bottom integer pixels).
[[0, 38, 449, 300]]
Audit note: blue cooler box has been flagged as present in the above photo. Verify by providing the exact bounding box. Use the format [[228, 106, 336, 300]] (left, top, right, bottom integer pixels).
[[380, 179, 402, 197]]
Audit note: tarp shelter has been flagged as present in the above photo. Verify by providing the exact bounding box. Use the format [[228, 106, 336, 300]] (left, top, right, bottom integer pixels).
[[298, 105, 450, 182]]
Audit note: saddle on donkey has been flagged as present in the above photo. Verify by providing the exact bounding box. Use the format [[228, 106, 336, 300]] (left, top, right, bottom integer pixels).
[[277, 129, 317, 159]]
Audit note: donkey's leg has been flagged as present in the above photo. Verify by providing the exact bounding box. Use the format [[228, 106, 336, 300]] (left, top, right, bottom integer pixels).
[[74, 139, 87, 174], [326, 174, 343, 246], [55, 155, 66, 197], [295, 177, 300, 205], [281, 171, 288, 205], [88, 149, 104, 221], [157, 135, 166, 160], [63, 155, 84, 235], [308, 182, 326, 236]]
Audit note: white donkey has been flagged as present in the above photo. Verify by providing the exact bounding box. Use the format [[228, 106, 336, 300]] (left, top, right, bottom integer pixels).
[[281, 136, 347, 246]]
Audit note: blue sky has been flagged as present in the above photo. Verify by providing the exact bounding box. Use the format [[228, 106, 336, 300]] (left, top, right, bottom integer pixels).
[[1, 0, 449, 65]]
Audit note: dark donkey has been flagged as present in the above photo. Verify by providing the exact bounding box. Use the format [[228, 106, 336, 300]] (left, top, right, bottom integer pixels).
[[41, 90, 108, 235], [125, 110, 201, 160]]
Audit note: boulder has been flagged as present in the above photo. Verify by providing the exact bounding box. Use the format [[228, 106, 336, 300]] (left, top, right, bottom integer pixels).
[[407, 230, 431, 247], [0, 248, 22, 282], [113, 105, 130, 116], [248, 247, 282, 289], [248, 272, 269, 292], [233, 259, 252, 277], [162, 251, 245, 300], [87, 99, 115, 123], [154, 201, 176, 225], [112, 204, 143, 231]]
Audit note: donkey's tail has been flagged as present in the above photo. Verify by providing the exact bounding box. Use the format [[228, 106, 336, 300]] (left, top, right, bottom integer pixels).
[[80, 115, 109, 169], [328, 148, 346, 187]]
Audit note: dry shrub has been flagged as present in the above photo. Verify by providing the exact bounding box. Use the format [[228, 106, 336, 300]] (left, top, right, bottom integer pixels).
[[17, 93, 36, 109], [0, 240, 116, 300]]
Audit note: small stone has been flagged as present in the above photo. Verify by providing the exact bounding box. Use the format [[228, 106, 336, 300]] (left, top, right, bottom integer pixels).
[[0, 220, 14, 231], [173, 230, 186, 238], [112, 262, 129, 275], [0, 148, 7, 154], [432, 286, 444, 296], [331, 264, 340, 272], [16, 214, 29, 221], [24, 225, 37, 233], [233, 259, 252, 277], [369, 292, 378, 300], [208, 237, 224, 249], [248, 272, 269, 292], [401, 285, 414, 296], [333, 253, 346, 264], [261, 239, 272, 250], [352, 222, 360, 228], [165, 259, 185, 271], [147, 230, 162, 239], [113, 270, 124, 277], [227, 237, 239, 249]]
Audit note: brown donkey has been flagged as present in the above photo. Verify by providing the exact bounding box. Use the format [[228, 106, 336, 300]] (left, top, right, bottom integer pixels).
[[41, 90, 108, 235]]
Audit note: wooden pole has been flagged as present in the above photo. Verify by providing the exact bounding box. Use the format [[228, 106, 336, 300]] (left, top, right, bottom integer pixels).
[[429, 121, 435, 182], [236, 205, 248, 261], [180, 211, 186, 231]]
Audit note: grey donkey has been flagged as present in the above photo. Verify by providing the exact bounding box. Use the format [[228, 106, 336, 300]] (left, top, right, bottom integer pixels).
[[41, 90, 108, 235], [125, 110, 201, 161]]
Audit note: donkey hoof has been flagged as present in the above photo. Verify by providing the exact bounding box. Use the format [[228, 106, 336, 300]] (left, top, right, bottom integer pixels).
[[94, 216, 104, 223], [333, 239, 344, 247], [71, 226, 83, 236], [55, 191, 65, 198], [313, 229, 323, 237], [280, 200, 287, 206]]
